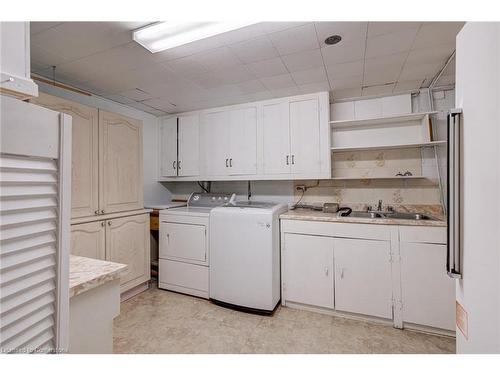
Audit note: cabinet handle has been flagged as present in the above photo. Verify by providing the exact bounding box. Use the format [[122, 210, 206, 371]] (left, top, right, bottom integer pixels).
[[286, 155, 289, 165], [225, 158, 229, 168], [291, 155, 295, 165], [173, 161, 176, 170], [229, 158, 232, 167], [101, 210, 105, 214], [107, 221, 112, 226], [95, 210, 99, 215], [325, 268, 329, 276], [101, 221, 105, 227], [166, 233, 170, 243], [340, 268, 345, 279], [178, 160, 181, 170]]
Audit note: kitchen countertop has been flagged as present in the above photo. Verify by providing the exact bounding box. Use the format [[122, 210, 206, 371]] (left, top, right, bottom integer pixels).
[[69, 255, 128, 298], [279, 208, 447, 227]]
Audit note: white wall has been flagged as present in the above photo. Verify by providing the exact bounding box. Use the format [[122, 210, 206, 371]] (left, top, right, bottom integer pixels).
[[36, 81, 171, 206]]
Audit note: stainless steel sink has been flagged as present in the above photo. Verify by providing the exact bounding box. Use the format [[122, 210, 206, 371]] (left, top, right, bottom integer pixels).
[[345, 211, 436, 220]]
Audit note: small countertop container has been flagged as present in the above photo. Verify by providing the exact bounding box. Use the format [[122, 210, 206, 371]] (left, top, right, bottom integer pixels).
[[69, 255, 128, 298]]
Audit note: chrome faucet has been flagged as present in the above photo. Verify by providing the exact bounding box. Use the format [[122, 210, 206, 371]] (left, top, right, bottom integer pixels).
[[377, 199, 383, 211]]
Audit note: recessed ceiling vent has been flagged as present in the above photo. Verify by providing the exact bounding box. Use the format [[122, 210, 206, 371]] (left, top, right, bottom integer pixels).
[[324, 35, 342, 45]]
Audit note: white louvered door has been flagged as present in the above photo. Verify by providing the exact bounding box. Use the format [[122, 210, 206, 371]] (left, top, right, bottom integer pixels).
[[0, 95, 71, 354]]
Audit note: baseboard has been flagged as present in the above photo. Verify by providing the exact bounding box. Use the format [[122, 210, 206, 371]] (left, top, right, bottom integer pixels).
[[120, 281, 149, 302]]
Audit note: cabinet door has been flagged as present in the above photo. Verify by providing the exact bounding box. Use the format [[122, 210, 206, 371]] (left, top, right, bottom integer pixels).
[[262, 102, 291, 175], [283, 233, 334, 309], [30, 93, 99, 218], [201, 111, 229, 176], [400, 242, 455, 330], [228, 107, 257, 175], [160, 117, 178, 177], [70, 221, 105, 260], [105, 214, 150, 292], [334, 238, 393, 319], [289, 98, 321, 175], [178, 114, 200, 177], [159, 222, 207, 264], [99, 110, 143, 213]]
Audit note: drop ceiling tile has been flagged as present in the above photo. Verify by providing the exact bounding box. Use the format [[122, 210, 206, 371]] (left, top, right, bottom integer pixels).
[[141, 98, 177, 112], [362, 83, 396, 96], [325, 60, 364, 81], [260, 73, 296, 90], [194, 46, 242, 71], [229, 36, 279, 63], [221, 24, 266, 45], [120, 88, 153, 101], [270, 86, 301, 98], [365, 27, 419, 59], [260, 22, 307, 34], [30, 42, 70, 68], [399, 61, 442, 81], [367, 22, 422, 37], [189, 73, 224, 90], [393, 79, 425, 93], [246, 57, 288, 78], [30, 22, 63, 35], [281, 49, 323, 72], [153, 33, 227, 62], [330, 75, 363, 90], [236, 79, 267, 94], [321, 32, 366, 65], [333, 87, 362, 100], [103, 94, 136, 105], [291, 67, 328, 85], [314, 22, 368, 48], [31, 22, 133, 62], [297, 81, 331, 94], [206, 84, 244, 99], [268, 24, 319, 55], [212, 65, 256, 84], [412, 22, 464, 49], [135, 83, 174, 98], [127, 100, 165, 114], [405, 43, 455, 65], [164, 55, 208, 78], [363, 52, 407, 86]]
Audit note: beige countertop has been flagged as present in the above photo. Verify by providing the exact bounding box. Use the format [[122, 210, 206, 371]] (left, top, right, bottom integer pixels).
[[69, 255, 128, 298], [280, 208, 447, 227]]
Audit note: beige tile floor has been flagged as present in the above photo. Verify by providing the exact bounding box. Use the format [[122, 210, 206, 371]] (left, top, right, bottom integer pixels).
[[113, 283, 455, 354]]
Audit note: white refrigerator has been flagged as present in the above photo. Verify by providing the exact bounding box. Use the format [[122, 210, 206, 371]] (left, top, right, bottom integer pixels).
[[451, 22, 500, 353]]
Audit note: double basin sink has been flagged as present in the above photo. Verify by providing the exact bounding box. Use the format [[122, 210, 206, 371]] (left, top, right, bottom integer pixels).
[[345, 211, 436, 221]]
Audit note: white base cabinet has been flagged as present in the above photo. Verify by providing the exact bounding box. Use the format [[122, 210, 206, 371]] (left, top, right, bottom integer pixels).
[[70, 213, 150, 293], [282, 233, 334, 309], [281, 219, 454, 334]]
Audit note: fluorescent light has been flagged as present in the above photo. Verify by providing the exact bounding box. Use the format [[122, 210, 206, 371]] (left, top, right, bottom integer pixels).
[[133, 22, 257, 53]]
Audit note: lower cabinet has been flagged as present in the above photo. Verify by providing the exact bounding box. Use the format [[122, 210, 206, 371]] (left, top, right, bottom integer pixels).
[[282, 233, 334, 309], [400, 242, 455, 331], [71, 213, 150, 293], [333, 238, 393, 319]]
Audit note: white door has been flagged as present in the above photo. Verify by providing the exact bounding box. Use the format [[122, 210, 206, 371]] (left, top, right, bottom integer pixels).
[[228, 107, 257, 175], [201, 111, 229, 176], [455, 23, 500, 353], [283, 233, 334, 309], [334, 238, 393, 319], [160, 117, 178, 177], [105, 214, 150, 292], [99, 110, 143, 214], [70, 221, 106, 260], [262, 102, 291, 175], [400, 242, 455, 331], [159, 222, 207, 264], [178, 115, 199, 177], [289, 98, 322, 175]]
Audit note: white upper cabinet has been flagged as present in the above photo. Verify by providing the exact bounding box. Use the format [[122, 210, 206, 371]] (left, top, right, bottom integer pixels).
[[262, 102, 290, 175], [289, 98, 322, 176], [160, 117, 178, 177], [228, 107, 257, 175], [178, 115, 200, 177], [159, 91, 330, 181]]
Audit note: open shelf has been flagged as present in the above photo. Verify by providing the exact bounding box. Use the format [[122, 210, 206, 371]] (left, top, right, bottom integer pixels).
[[331, 140, 446, 153], [329, 111, 438, 129]]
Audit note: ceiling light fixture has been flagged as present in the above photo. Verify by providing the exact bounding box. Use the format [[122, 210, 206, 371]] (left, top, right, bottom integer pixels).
[[133, 22, 257, 53], [324, 35, 342, 45]]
